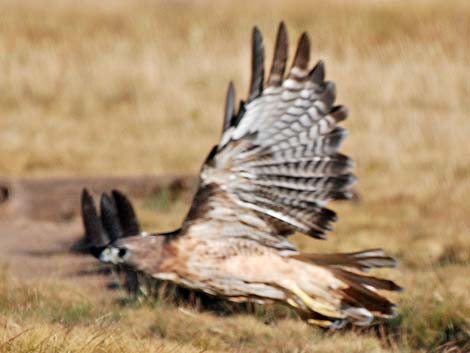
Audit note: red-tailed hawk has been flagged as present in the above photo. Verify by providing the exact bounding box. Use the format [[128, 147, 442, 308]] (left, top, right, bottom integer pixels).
[[81, 23, 401, 328]]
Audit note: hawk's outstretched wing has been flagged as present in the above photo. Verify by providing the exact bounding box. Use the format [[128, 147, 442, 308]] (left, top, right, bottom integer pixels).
[[181, 23, 354, 249]]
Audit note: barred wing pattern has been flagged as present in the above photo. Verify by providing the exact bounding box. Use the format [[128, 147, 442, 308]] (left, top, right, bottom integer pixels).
[[184, 23, 354, 244]]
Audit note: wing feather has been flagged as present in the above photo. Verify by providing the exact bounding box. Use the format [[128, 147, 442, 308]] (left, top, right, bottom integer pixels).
[[100, 193, 124, 242], [247, 27, 265, 103], [267, 22, 288, 87], [222, 82, 236, 133], [288, 32, 310, 79], [81, 189, 109, 248], [183, 23, 355, 247]]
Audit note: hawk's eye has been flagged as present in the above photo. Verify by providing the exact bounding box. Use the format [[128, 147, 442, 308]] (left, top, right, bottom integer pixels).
[[118, 248, 127, 257]]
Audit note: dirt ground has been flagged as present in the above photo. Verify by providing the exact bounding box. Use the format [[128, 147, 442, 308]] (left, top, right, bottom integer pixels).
[[0, 175, 195, 297], [0, 218, 104, 290]]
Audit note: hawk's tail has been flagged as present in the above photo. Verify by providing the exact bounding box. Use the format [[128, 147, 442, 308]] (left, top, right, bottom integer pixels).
[[287, 249, 402, 328]]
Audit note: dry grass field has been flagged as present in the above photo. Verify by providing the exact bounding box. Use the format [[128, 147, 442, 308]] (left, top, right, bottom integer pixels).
[[1, 0, 470, 352]]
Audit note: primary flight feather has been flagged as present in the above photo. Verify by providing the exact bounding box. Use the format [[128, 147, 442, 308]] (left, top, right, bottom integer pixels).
[[81, 22, 401, 328]]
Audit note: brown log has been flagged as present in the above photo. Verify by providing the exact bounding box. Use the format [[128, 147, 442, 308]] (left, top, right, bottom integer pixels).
[[0, 175, 197, 222]]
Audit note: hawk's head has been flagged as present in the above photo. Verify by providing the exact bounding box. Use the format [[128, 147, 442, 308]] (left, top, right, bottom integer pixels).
[[99, 245, 130, 264]]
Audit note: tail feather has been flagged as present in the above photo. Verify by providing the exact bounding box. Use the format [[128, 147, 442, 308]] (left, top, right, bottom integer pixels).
[[339, 281, 397, 318], [336, 268, 403, 292], [288, 250, 401, 327], [293, 248, 398, 272]]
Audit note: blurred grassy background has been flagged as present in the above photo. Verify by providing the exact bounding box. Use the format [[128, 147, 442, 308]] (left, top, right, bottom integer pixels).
[[0, 0, 469, 352]]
